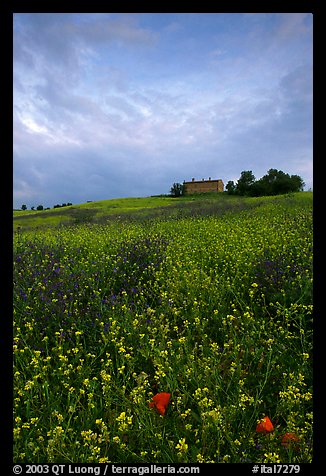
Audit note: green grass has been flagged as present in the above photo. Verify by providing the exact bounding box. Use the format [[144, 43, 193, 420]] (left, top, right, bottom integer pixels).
[[13, 196, 179, 231], [13, 192, 271, 231], [13, 192, 313, 463]]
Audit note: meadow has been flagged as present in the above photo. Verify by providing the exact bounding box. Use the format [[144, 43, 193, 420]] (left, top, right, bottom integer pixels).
[[13, 192, 313, 464], [13, 196, 179, 231]]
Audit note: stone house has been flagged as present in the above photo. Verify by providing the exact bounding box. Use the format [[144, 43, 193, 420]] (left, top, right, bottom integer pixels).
[[183, 177, 224, 194]]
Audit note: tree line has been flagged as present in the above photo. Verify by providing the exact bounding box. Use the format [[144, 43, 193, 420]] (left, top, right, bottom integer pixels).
[[20, 202, 73, 211], [226, 169, 305, 196]]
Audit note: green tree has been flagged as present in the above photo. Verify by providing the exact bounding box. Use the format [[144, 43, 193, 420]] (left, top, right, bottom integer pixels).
[[226, 180, 236, 195], [36, 205, 44, 211], [260, 168, 285, 195], [251, 169, 305, 196], [170, 182, 185, 197], [21, 204, 27, 210], [236, 171, 256, 196], [289, 174, 305, 192]]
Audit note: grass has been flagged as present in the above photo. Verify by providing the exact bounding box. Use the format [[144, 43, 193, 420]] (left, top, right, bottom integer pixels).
[[13, 196, 178, 231], [13, 193, 269, 231], [13, 192, 313, 463]]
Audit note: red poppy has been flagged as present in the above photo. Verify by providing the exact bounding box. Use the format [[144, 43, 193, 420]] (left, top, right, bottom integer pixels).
[[256, 415, 274, 434], [149, 392, 171, 416], [281, 432, 300, 449]]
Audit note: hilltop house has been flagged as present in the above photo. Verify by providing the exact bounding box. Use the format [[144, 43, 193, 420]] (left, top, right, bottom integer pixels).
[[183, 177, 224, 194]]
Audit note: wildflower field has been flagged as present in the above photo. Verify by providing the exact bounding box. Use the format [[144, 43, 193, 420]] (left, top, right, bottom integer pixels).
[[13, 192, 313, 464]]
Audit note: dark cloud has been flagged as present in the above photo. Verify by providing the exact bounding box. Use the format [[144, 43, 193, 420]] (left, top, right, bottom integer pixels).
[[13, 13, 313, 208]]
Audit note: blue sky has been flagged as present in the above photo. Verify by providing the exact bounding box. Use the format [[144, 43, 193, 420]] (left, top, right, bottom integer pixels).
[[13, 13, 313, 209]]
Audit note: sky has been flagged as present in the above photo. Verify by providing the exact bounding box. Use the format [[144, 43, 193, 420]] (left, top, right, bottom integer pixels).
[[13, 13, 313, 209]]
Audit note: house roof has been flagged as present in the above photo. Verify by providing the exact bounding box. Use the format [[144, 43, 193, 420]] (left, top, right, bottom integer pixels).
[[184, 179, 223, 184]]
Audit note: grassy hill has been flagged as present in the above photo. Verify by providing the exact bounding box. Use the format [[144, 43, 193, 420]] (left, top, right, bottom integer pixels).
[[13, 192, 312, 232], [13, 191, 313, 463], [13, 196, 176, 231]]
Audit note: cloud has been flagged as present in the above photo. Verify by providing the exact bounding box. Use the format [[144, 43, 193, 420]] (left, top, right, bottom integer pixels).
[[13, 13, 158, 100], [276, 13, 312, 42], [79, 15, 158, 46], [14, 13, 157, 56], [13, 13, 313, 208]]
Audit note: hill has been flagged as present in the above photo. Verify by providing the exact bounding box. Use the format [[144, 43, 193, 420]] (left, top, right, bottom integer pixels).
[[13, 192, 312, 232], [13, 190, 313, 463], [13, 196, 175, 231]]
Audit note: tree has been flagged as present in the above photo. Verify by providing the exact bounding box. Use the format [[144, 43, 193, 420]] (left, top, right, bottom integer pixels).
[[289, 174, 305, 192], [236, 171, 256, 195], [225, 180, 236, 195], [253, 169, 305, 196], [250, 180, 266, 197], [258, 168, 285, 195], [21, 204, 27, 210], [36, 205, 44, 211], [170, 182, 185, 197], [232, 169, 305, 197]]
